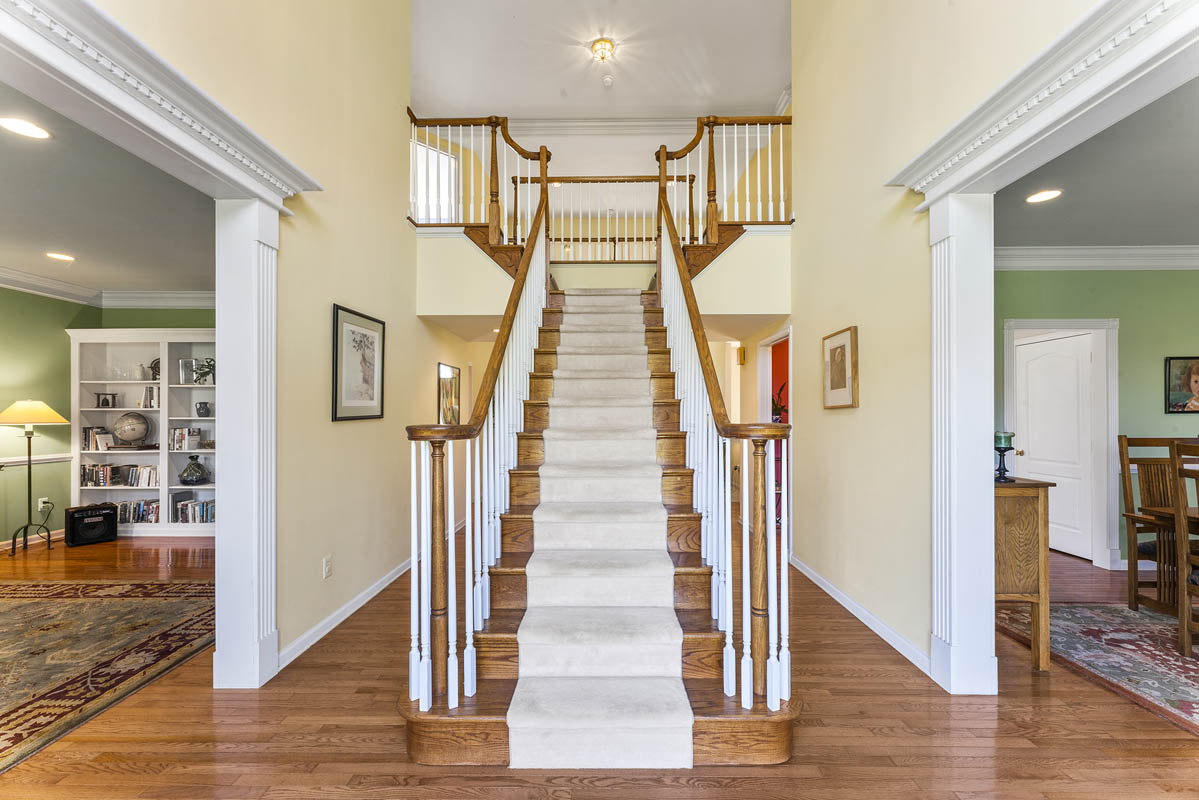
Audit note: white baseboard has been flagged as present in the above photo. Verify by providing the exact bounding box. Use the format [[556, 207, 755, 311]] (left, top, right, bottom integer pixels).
[[790, 554, 932, 677], [278, 557, 410, 670]]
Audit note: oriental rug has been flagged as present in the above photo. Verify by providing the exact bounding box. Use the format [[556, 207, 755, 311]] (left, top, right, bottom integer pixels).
[[0, 580, 214, 772]]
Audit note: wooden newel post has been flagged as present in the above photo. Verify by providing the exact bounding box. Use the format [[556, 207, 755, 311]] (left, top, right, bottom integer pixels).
[[487, 117, 501, 246], [429, 440, 448, 697], [750, 438, 768, 697], [704, 117, 719, 245]]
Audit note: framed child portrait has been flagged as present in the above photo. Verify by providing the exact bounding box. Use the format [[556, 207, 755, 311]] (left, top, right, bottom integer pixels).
[[1165, 357, 1199, 413], [822, 326, 859, 409]]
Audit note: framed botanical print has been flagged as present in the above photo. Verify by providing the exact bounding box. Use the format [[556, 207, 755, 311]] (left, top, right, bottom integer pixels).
[[1165, 357, 1199, 413], [437, 363, 461, 424], [332, 304, 385, 421], [822, 326, 859, 409]]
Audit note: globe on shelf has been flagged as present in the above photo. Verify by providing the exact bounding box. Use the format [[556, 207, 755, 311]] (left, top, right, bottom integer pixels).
[[111, 412, 149, 445]]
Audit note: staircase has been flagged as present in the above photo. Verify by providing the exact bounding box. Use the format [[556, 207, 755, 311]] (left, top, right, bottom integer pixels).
[[403, 113, 796, 768]]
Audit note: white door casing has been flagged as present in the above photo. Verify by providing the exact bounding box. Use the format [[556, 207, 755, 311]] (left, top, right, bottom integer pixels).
[[1013, 332, 1094, 559]]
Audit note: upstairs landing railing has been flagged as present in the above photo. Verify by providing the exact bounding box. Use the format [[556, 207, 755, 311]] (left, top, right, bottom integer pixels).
[[659, 187, 793, 710]]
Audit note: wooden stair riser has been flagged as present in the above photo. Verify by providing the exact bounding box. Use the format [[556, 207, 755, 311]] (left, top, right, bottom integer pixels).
[[509, 467, 693, 506], [516, 431, 686, 468], [527, 372, 675, 402], [474, 632, 723, 680], [523, 399, 680, 433], [500, 508, 701, 554], [547, 290, 659, 309], [533, 348, 673, 373], [487, 566, 712, 611], [540, 307, 662, 328], [538, 326, 667, 350]]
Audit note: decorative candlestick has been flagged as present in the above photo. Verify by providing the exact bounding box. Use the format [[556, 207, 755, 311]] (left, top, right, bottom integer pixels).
[[995, 431, 1016, 482]]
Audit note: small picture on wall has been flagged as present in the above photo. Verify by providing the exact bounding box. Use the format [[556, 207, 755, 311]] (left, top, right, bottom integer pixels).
[[332, 304, 385, 421], [438, 363, 461, 425], [1165, 357, 1199, 413], [822, 326, 859, 409]]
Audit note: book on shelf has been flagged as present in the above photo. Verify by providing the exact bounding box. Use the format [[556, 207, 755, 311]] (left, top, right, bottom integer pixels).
[[82, 426, 108, 451], [80, 463, 159, 488], [171, 491, 215, 524], [170, 427, 203, 451], [138, 385, 160, 409], [115, 498, 161, 524]]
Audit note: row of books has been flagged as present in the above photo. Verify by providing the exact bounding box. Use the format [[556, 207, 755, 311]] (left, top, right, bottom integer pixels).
[[173, 491, 215, 524], [169, 427, 204, 451], [115, 498, 161, 524], [80, 464, 159, 488], [81, 426, 157, 452], [138, 385, 161, 409]]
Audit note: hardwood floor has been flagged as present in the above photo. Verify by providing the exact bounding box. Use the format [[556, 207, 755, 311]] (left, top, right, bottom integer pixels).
[[0, 536, 214, 582], [1048, 549, 1150, 603], [4, 542, 1199, 798]]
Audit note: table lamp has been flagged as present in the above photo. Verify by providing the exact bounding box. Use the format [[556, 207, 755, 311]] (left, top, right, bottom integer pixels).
[[0, 400, 69, 554]]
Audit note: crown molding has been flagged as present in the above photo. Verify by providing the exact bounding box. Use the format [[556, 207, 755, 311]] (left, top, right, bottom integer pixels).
[[100, 290, 215, 308], [1003, 317, 1119, 330], [0, 0, 321, 208], [888, 0, 1199, 205], [0, 264, 100, 305], [995, 245, 1199, 270], [507, 118, 698, 138], [774, 84, 792, 115]]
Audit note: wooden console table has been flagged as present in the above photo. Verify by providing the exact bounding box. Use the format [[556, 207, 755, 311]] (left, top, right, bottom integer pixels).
[[995, 477, 1054, 671]]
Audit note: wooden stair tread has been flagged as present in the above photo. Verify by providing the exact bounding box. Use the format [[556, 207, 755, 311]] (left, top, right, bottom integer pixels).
[[509, 464, 693, 477], [492, 550, 707, 573], [502, 501, 695, 518], [475, 607, 721, 639]]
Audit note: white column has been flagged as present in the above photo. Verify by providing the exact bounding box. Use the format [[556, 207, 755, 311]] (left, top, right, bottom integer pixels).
[[214, 199, 279, 688], [928, 193, 997, 695]]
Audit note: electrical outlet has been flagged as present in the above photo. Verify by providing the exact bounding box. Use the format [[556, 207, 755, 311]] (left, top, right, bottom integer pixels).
[[321, 555, 333, 580], [37, 497, 50, 511]]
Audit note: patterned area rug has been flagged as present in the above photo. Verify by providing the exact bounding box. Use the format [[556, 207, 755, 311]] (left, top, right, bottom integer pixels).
[[0, 581, 214, 772], [997, 603, 1199, 734]]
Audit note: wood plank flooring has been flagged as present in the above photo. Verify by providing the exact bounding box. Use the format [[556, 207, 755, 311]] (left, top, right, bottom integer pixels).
[[4, 540, 1199, 797], [0, 536, 214, 582]]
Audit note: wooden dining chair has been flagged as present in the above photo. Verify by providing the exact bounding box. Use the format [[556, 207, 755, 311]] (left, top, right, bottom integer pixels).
[[1118, 436, 1199, 616], [1171, 441, 1199, 656]]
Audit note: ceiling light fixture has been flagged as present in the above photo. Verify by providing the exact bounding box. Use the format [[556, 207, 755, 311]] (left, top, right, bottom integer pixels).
[[552, 181, 562, 188], [0, 118, 50, 139], [45, 252, 74, 262], [492, 328, 500, 333], [591, 38, 614, 62], [1025, 189, 1062, 204]]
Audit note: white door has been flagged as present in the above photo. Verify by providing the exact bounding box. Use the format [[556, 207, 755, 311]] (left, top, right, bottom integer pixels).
[[1013, 332, 1094, 559]]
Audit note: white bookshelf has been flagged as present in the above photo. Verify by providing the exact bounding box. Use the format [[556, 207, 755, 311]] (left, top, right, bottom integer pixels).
[[67, 328, 216, 536]]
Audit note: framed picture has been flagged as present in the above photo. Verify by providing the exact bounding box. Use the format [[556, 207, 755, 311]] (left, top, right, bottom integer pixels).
[[1165, 357, 1199, 413], [822, 326, 859, 409], [332, 304, 385, 421], [438, 363, 461, 425]]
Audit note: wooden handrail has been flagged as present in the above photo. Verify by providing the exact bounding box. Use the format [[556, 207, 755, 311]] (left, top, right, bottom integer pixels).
[[658, 189, 790, 441], [407, 108, 547, 163], [514, 175, 695, 185], [665, 115, 793, 160], [406, 190, 548, 442]]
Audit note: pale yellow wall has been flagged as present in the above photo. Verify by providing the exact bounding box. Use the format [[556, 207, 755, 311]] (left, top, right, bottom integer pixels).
[[416, 235, 510, 316], [551, 263, 657, 290], [93, 0, 481, 649], [789, 0, 1096, 655], [693, 231, 791, 316]]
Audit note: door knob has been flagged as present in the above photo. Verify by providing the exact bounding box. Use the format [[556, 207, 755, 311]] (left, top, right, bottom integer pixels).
[[1014, 449, 1025, 456]]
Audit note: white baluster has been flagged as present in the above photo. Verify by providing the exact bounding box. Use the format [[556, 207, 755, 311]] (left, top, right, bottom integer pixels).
[[481, 411, 492, 620], [447, 442, 459, 709], [464, 438, 476, 695], [780, 123, 787, 222], [720, 126, 727, 223], [765, 439, 779, 711], [422, 125, 431, 224], [419, 441, 432, 711], [740, 438, 752, 709], [767, 125, 774, 222], [409, 441, 420, 700], [723, 437, 735, 696], [780, 437, 791, 701], [473, 432, 484, 631], [756, 123, 763, 222]]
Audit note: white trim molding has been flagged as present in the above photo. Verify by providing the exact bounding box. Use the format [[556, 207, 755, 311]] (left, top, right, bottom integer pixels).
[[888, 0, 1199, 209], [1002, 318, 1121, 570], [0, 0, 321, 212], [0, 267, 215, 309], [0, 451, 70, 467], [279, 559, 411, 670], [996, 245, 1199, 270], [791, 555, 931, 677], [0, 265, 101, 305], [100, 291, 216, 309]]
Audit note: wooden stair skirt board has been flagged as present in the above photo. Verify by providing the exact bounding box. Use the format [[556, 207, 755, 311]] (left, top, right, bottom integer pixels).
[[683, 223, 746, 278], [400, 288, 797, 766]]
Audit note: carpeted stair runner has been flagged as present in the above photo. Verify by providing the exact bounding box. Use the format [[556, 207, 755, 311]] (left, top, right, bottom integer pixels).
[[506, 287, 693, 769]]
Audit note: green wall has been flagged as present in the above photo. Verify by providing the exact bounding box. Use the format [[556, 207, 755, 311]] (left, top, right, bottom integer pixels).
[[0, 286, 213, 535], [994, 270, 1199, 558]]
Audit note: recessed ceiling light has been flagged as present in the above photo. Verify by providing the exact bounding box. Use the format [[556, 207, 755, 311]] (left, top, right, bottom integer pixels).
[[591, 38, 614, 62], [0, 118, 50, 139], [1026, 189, 1062, 204], [45, 252, 74, 262], [552, 181, 562, 188], [492, 328, 500, 333]]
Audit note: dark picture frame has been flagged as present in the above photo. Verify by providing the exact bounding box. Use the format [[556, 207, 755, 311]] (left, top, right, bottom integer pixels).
[[1165, 356, 1199, 413], [437, 362, 461, 425], [822, 326, 859, 409], [332, 304, 385, 421]]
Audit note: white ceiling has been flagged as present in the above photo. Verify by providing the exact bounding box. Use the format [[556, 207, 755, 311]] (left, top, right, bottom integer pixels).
[[0, 81, 214, 295], [411, 0, 790, 120], [996, 77, 1199, 246]]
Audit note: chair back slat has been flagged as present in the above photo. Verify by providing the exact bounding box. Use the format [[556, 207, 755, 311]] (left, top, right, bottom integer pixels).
[[1169, 441, 1199, 656]]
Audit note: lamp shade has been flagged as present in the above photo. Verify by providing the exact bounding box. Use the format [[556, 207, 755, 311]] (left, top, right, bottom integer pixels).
[[0, 400, 68, 426]]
